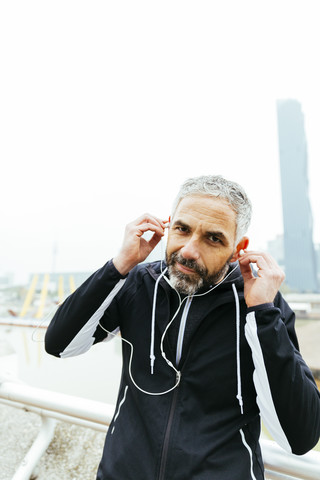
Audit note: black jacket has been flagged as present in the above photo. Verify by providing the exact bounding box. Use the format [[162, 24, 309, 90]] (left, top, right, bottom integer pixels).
[[45, 260, 320, 480]]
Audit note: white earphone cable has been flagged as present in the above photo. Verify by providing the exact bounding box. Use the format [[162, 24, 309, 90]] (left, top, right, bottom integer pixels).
[[98, 236, 239, 396]]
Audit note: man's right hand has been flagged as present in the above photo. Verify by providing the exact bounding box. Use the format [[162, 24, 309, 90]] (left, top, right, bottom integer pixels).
[[113, 214, 167, 276]]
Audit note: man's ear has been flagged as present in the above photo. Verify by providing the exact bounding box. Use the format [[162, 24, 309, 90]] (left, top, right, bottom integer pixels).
[[230, 236, 249, 262]]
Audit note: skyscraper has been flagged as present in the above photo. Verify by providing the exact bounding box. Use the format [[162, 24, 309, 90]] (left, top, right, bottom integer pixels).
[[277, 99, 319, 292]]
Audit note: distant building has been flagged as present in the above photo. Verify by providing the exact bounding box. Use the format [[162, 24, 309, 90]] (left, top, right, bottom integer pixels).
[[277, 99, 319, 292]]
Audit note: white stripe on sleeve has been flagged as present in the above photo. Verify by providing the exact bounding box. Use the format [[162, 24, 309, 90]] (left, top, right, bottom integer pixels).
[[245, 311, 292, 453], [60, 279, 126, 358]]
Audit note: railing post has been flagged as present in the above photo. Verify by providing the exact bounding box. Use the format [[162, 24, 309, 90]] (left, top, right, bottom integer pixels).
[[12, 415, 56, 480]]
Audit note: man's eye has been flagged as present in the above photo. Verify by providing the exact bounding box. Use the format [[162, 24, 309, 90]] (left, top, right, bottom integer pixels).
[[208, 235, 221, 244], [176, 226, 188, 233]]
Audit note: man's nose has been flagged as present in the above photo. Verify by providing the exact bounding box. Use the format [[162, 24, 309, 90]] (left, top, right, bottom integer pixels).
[[180, 237, 200, 260]]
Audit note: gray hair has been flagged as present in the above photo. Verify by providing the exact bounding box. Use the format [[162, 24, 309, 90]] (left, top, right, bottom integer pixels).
[[172, 175, 252, 243]]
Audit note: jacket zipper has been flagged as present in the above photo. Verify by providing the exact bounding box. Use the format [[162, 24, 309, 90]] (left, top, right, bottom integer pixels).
[[158, 295, 193, 479], [158, 372, 180, 480], [176, 295, 193, 365], [158, 294, 216, 479]]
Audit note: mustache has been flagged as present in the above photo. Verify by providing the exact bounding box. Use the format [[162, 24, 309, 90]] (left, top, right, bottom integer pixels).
[[167, 252, 207, 276]]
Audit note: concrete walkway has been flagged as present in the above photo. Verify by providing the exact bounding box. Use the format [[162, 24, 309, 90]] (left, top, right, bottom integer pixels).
[[0, 405, 105, 480]]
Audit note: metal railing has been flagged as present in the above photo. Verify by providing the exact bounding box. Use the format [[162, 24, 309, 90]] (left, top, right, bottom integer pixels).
[[0, 375, 320, 480], [262, 440, 320, 480]]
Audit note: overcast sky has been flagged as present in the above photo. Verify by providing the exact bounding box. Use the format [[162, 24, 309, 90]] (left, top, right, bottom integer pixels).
[[1, 1, 320, 283]]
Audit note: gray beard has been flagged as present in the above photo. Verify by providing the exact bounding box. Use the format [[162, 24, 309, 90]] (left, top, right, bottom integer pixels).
[[166, 251, 231, 296]]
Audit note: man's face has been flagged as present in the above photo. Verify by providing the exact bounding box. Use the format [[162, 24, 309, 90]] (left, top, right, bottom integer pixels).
[[166, 195, 238, 295]]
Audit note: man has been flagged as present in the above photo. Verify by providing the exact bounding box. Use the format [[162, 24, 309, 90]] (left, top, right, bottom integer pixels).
[[45, 175, 320, 480]]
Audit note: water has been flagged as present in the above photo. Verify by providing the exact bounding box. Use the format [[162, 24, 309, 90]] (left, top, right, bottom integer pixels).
[[0, 324, 122, 404]]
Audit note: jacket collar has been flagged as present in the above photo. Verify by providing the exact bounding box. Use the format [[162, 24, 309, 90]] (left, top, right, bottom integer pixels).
[[144, 260, 244, 337]]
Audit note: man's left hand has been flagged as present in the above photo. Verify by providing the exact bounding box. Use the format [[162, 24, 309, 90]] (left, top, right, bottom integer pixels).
[[238, 251, 285, 308]]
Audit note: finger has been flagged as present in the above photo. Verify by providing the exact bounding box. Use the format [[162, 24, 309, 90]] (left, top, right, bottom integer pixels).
[[239, 252, 284, 284], [135, 213, 167, 230], [239, 250, 277, 269], [238, 260, 255, 281], [135, 222, 165, 238], [147, 231, 163, 250], [127, 214, 166, 237], [238, 252, 272, 271]]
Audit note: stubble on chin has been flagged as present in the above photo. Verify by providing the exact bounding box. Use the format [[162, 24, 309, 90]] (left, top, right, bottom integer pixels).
[[166, 252, 231, 295], [167, 265, 204, 296]]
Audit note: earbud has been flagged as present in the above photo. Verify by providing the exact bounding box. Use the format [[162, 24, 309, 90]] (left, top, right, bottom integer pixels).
[[164, 216, 171, 229], [239, 249, 245, 257]]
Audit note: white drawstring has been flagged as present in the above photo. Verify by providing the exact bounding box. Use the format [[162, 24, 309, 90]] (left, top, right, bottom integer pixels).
[[150, 267, 169, 374], [232, 283, 244, 415]]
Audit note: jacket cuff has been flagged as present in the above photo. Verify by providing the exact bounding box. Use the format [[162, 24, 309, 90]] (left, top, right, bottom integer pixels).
[[247, 302, 274, 314], [110, 259, 129, 279]]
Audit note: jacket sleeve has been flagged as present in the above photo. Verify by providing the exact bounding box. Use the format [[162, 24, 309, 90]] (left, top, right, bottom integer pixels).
[[45, 260, 127, 358], [244, 294, 320, 455]]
